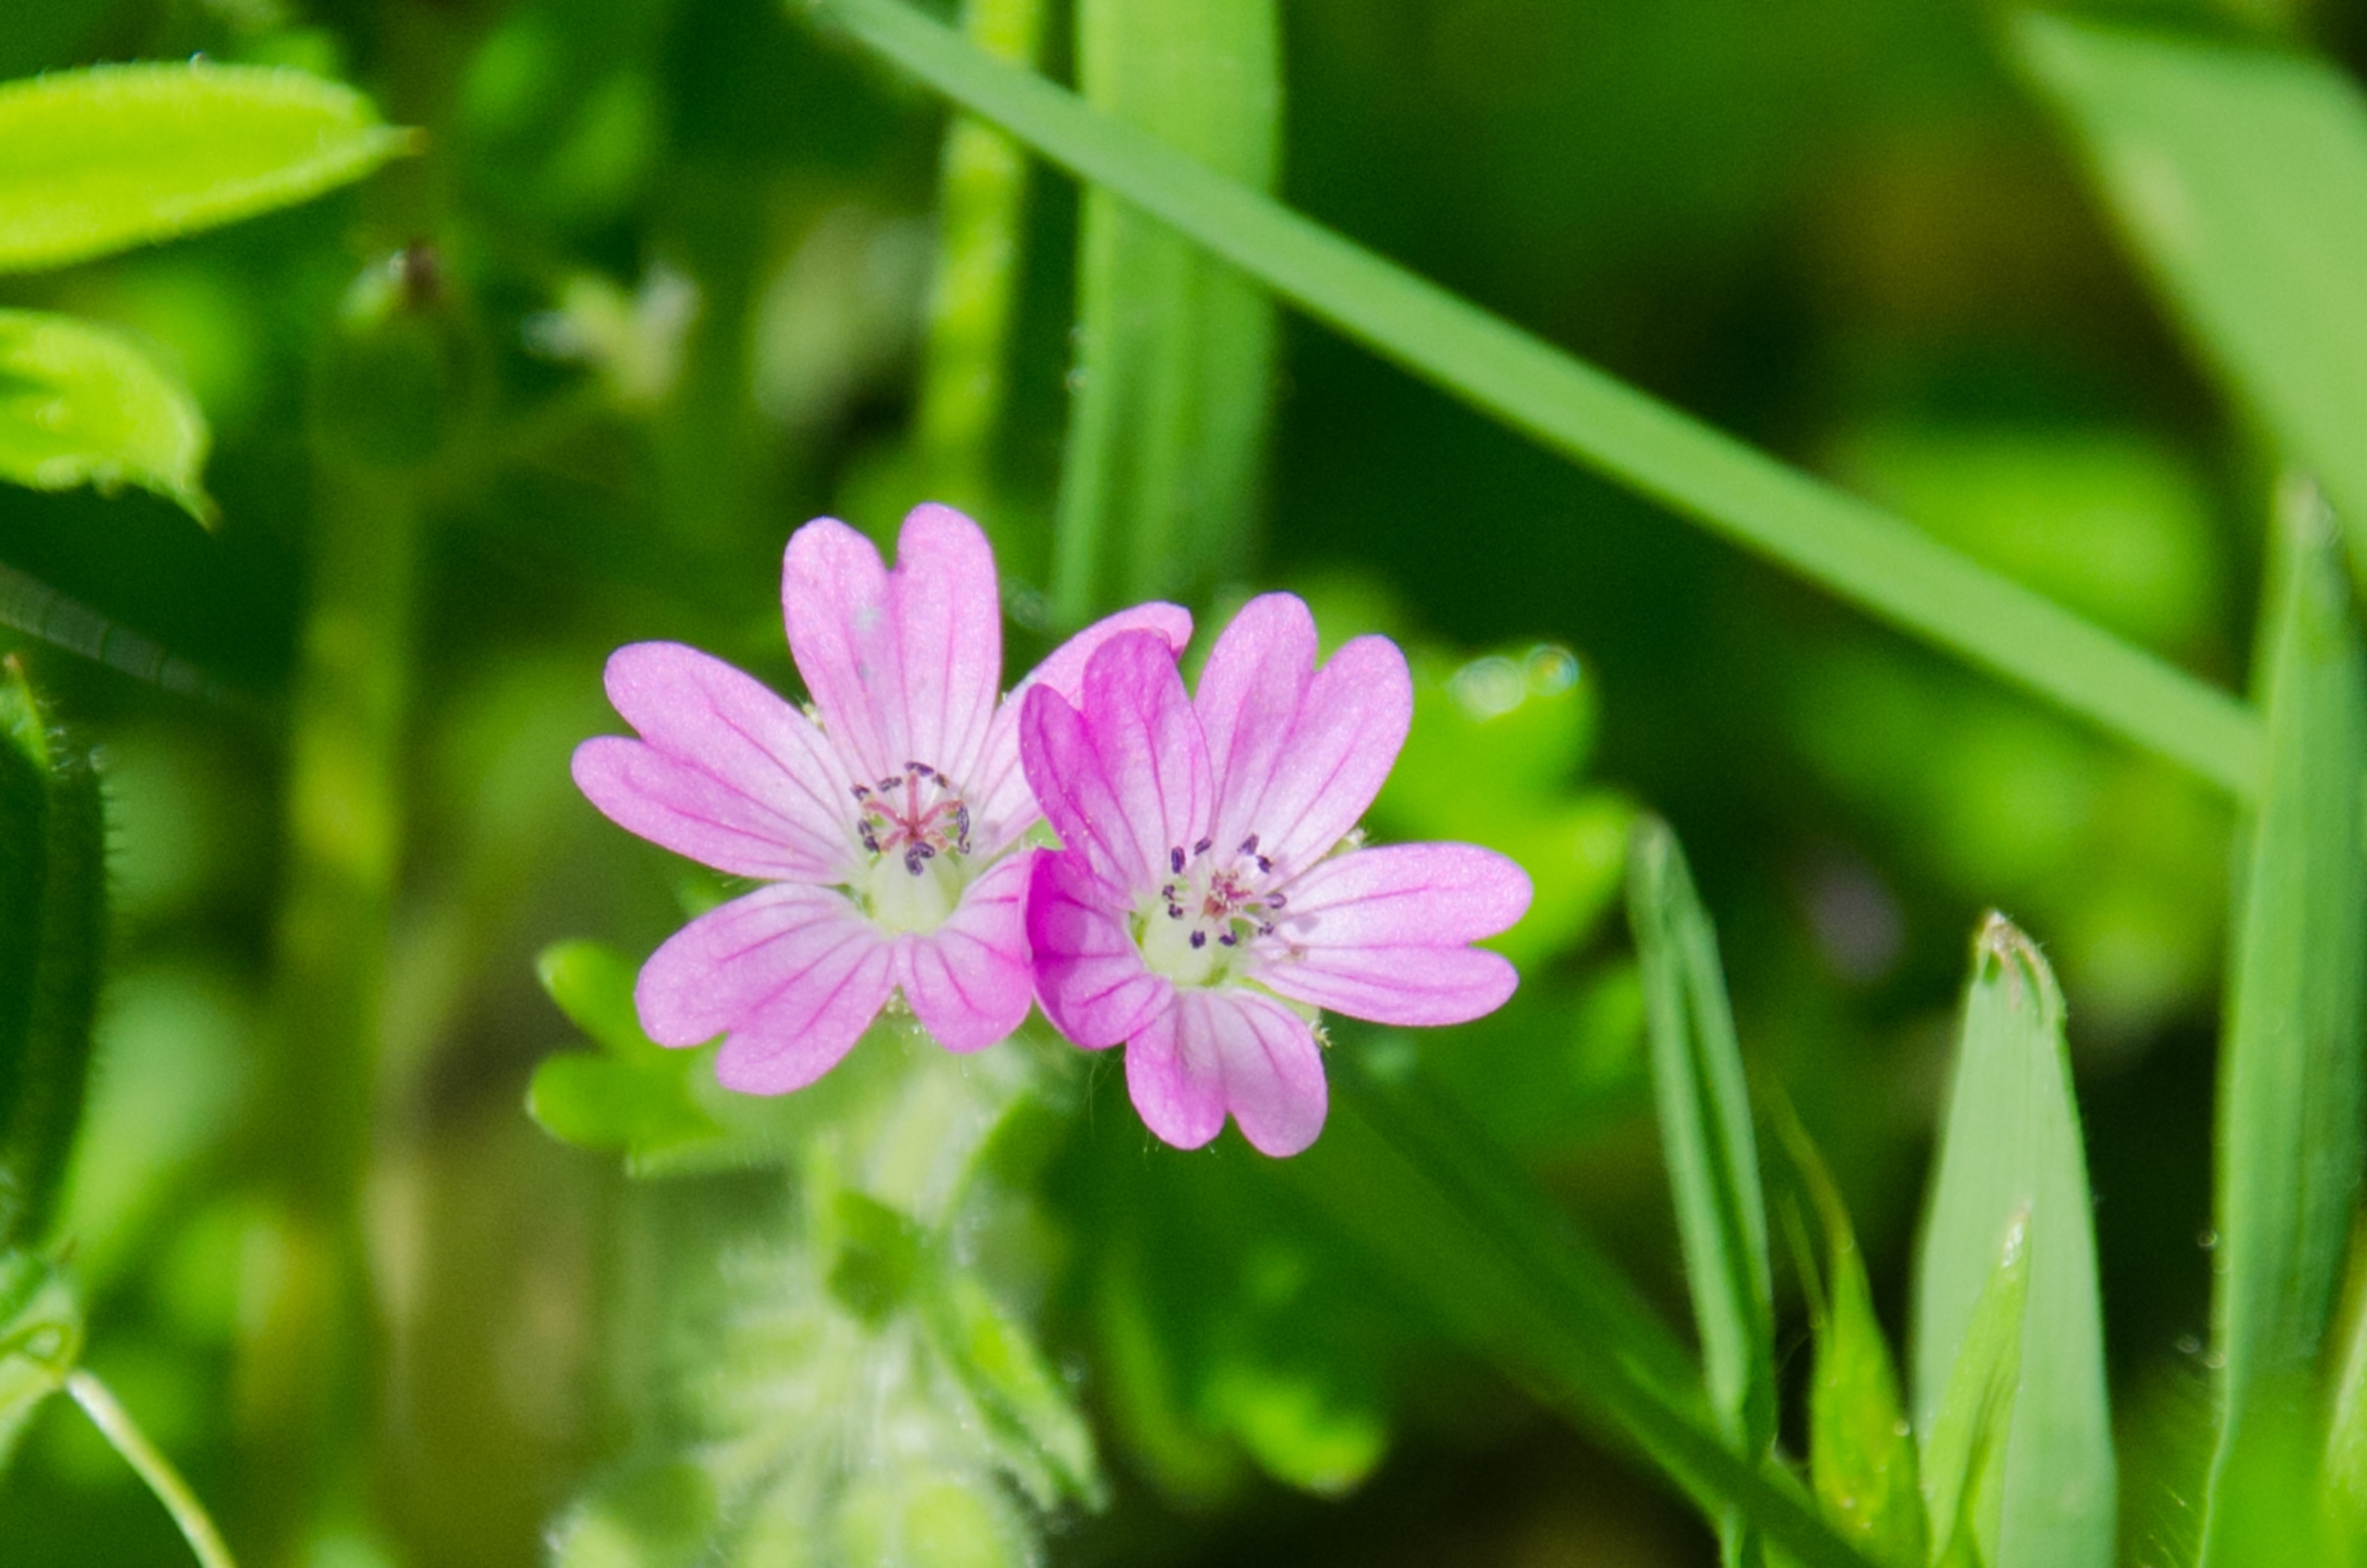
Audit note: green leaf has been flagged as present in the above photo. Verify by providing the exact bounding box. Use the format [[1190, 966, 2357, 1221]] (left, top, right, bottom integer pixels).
[[1271, 1062, 1883, 1568], [1628, 819, 1776, 1568], [0, 310, 212, 522], [1920, 1214, 2031, 1568], [807, 0, 2262, 799], [1912, 916, 2116, 1568], [2015, 14, 2367, 596], [2201, 486, 2367, 1565], [0, 1249, 80, 1471], [526, 941, 726, 1173], [0, 63, 416, 275], [1050, 0, 1280, 621], [0, 660, 105, 1255], [1773, 1109, 1925, 1568]]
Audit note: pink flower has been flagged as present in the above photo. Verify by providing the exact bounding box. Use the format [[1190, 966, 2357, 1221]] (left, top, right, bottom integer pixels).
[[573, 504, 1189, 1093], [1020, 594, 1533, 1156]]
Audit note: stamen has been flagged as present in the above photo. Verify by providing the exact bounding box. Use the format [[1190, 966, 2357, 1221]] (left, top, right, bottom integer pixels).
[[1189, 931, 1207, 949], [1194, 837, 1213, 857], [1171, 846, 1185, 875], [1239, 834, 1258, 854], [1218, 932, 1236, 947]]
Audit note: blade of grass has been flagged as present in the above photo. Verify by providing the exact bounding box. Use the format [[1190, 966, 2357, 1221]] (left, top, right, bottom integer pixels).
[[802, 0, 2261, 799], [1629, 820, 1776, 1568], [1772, 1101, 1927, 1568], [1051, 0, 1279, 623], [1267, 1060, 1883, 1568], [2201, 481, 2367, 1567], [2015, 13, 2367, 600], [1913, 915, 2115, 1568]]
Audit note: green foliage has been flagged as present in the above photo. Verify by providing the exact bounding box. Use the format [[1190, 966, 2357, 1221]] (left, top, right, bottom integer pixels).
[[1629, 820, 1775, 1568], [1051, 0, 1279, 621], [0, 63, 415, 275], [2017, 13, 2367, 594], [1777, 1112, 1925, 1568], [1912, 917, 2114, 1568], [2201, 488, 2367, 1565], [0, 661, 104, 1256], [0, 310, 212, 523], [1919, 1215, 2030, 1568], [807, 0, 2262, 798], [1375, 644, 1632, 966], [528, 941, 727, 1173]]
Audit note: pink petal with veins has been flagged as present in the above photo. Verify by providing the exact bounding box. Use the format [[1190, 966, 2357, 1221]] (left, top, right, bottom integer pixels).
[[573, 642, 857, 880], [633, 883, 894, 1093], [1123, 989, 1329, 1158], [1027, 849, 1171, 1048], [1216, 623, 1412, 876], [1020, 631, 1209, 893], [972, 602, 1191, 850], [895, 851, 1034, 1053], [1258, 842, 1531, 1025]]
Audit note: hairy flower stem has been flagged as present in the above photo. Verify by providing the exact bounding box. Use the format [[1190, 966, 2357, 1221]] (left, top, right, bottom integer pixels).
[[69, 1370, 242, 1568]]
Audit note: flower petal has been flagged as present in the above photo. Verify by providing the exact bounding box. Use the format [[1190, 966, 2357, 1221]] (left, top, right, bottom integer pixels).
[[895, 851, 1034, 1053], [887, 504, 1003, 785], [1257, 843, 1531, 1026], [1122, 1000, 1225, 1151], [1028, 849, 1171, 1048], [973, 602, 1191, 851], [782, 517, 901, 783], [1019, 631, 1209, 892], [1122, 989, 1328, 1157], [1229, 631, 1413, 876], [574, 642, 856, 879], [1197, 593, 1317, 856], [633, 883, 893, 1094]]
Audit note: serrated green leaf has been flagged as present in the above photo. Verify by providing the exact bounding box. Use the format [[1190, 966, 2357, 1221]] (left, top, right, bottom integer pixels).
[[0, 1250, 80, 1471], [2016, 15, 2367, 596], [0, 660, 105, 1254], [0, 310, 211, 521], [1050, 0, 1279, 621], [1921, 1214, 2030, 1568], [1629, 819, 1776, 1568], [0, 63, 416, 274], [2201, 488, 2367, 1567], [1774, 1109, 1925, 1568], [1913, 916, 2115, 1568]]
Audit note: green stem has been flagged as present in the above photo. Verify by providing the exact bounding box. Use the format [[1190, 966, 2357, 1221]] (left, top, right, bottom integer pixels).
[[915, 0, 1047, 559], [808, 0, 2263, 799], [67, 1369, 240, 1568]]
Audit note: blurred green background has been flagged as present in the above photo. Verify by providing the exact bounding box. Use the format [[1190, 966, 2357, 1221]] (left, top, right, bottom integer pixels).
[[0, 0, 2337, 1562]]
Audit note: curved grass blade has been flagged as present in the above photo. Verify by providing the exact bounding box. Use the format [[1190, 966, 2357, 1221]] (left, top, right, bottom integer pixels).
[[1270, 1062, 1883, 1568], [0, 309, 212, 523], [0, 63, 416, 275], [1629, 819, 1775, 1567], [0, 659, 104, 1254], [1051, 0, 1279, 623], [1913, 916, 2115, 1568], [2016, 15, 2367, 598], [803, 0, 2262, 799], [2200, 483, 2367, 1567], [1773, 1104, 1926, 1568]]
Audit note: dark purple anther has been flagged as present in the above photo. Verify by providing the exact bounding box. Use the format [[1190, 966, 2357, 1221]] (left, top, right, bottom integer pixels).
[[1171, 846, 1185, 874], [1190, 931, 1207, 949]]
